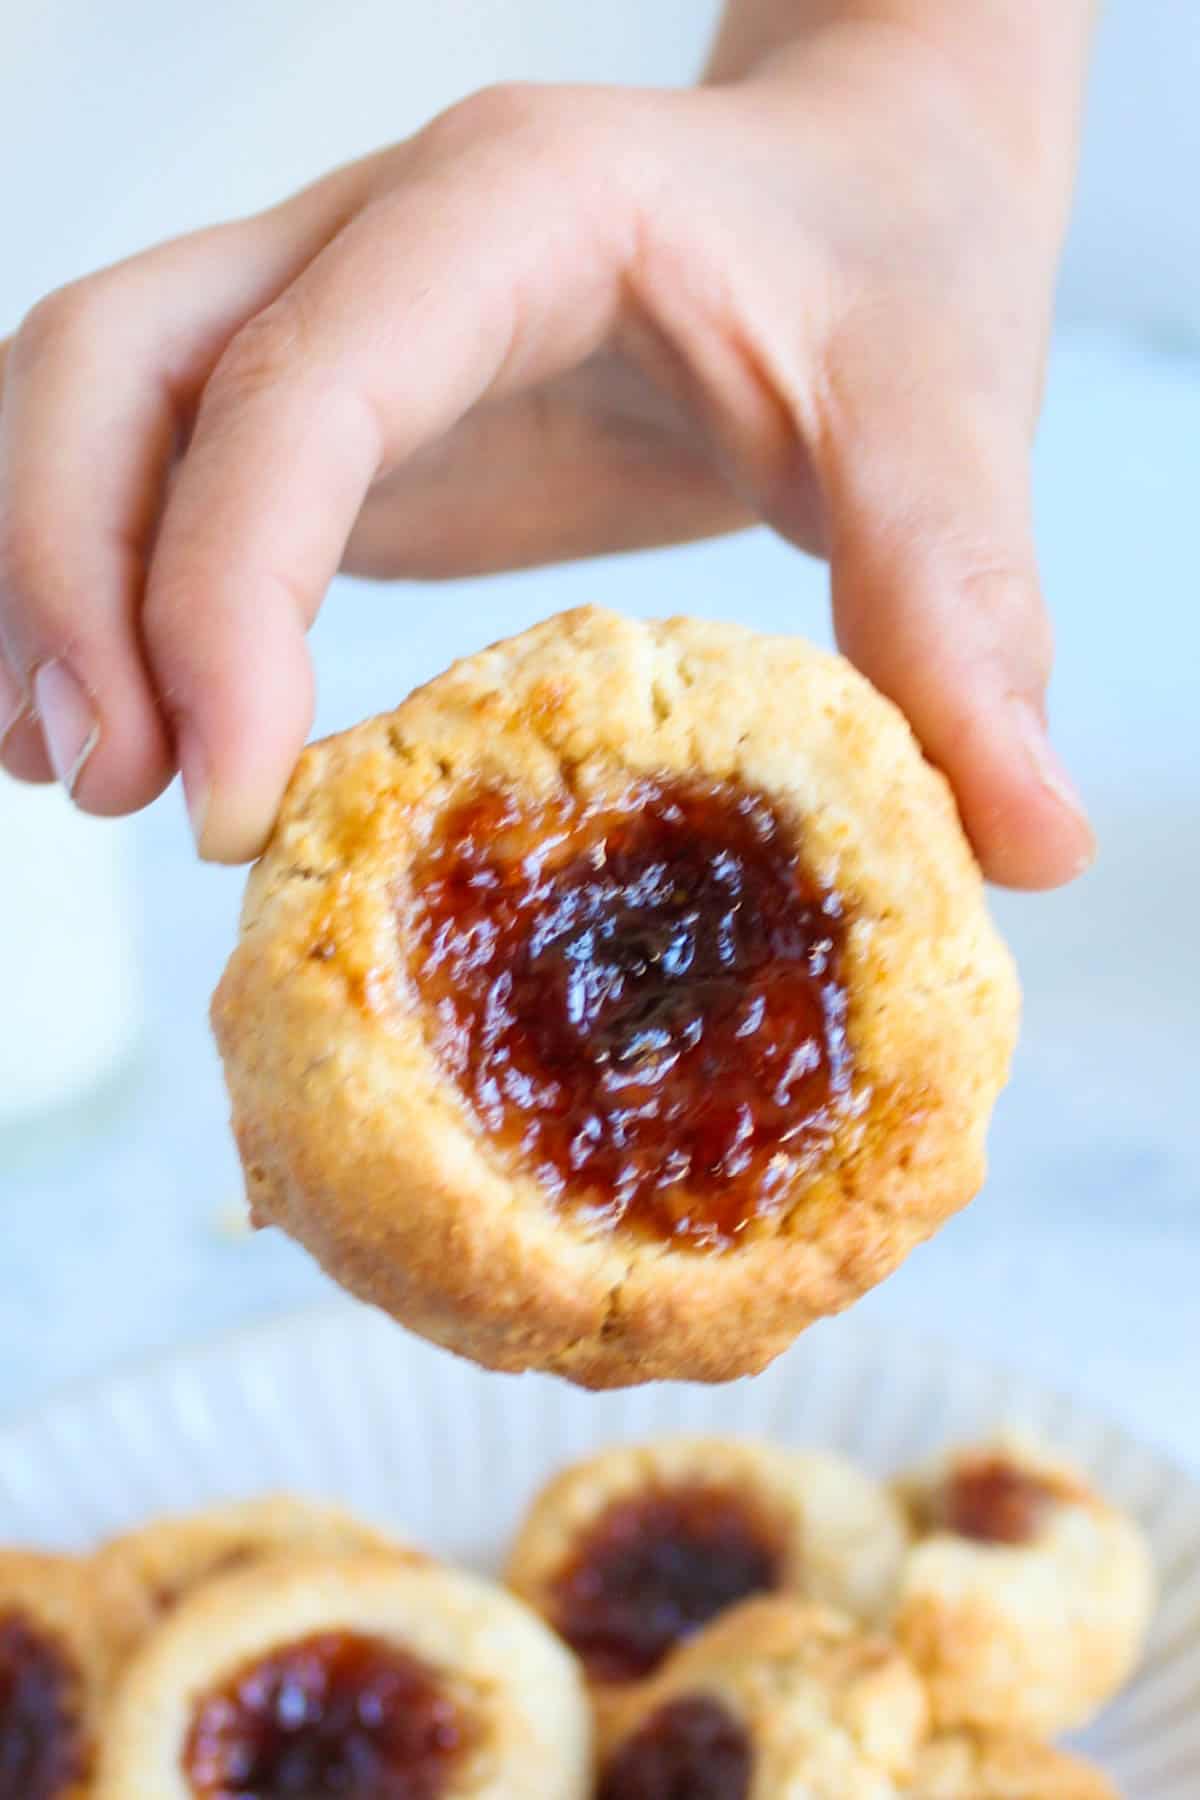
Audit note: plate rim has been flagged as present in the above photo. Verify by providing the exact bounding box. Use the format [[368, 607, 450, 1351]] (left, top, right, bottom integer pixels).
[[3, 1296, 1196, 1787], [4, 1296, 1197, 1506]]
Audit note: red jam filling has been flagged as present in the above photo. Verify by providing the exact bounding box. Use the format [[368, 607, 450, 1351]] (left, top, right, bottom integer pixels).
[[938, 1457, 1065, 1546], [184, 1632, 474, 1799], [0, 1613, 88, 1800], [551, 1484, 784, 1682], [599, 1696, 752, 1800], [407, 777, 851, 1244]]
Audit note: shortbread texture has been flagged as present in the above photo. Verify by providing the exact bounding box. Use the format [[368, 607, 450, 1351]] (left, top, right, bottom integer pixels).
[[213, 608, 1019, 1385]]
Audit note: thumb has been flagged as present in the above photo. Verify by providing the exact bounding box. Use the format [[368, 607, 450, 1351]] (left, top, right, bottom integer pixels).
[[815, 383, 1093, 890]]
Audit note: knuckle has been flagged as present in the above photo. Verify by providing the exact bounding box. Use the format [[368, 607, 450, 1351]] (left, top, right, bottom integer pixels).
[[205, 303, 308, 415], [429, 81, 548, 151], [12, 277, 114, 376], [957, 550, 1053, 681], [421, 80, 603, 179]]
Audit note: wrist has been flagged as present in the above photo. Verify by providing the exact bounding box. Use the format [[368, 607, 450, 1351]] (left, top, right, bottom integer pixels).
[[709, 1, 1095, 235]]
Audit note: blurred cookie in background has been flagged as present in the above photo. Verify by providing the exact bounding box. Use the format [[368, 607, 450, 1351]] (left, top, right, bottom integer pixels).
[[93, 1492, 405, 1670], [597, 1595, 927, 1800], [907, 1729, 1118, 1799], [506, 1434, 907, 1721], [0, 1549, 118, 1800], [892, 1434, 1155, 1737], [94, 1551, 592, 1800]]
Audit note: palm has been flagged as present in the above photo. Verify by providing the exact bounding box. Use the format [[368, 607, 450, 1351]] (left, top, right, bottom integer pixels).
[[344, 349, 766, 582]]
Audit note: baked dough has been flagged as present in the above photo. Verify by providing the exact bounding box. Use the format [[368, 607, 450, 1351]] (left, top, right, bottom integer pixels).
[[507, 1435, 907, 1704], [892, 1436, 1154, 1737], [213, 607, 1018, 1386], [598, 1595, 927, 1798], [0, 1551, 114, 1799], [93, 1493, 400, 1668], [94, 1552, 591, 1798], [906, 1731, 1118, 1799]]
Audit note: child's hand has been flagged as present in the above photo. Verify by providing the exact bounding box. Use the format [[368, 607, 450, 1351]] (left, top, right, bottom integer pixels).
[[0, 14, 1094, 884]]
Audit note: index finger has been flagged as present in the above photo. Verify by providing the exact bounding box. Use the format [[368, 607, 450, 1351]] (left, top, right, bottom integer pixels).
[[144, 92, 633, 862]]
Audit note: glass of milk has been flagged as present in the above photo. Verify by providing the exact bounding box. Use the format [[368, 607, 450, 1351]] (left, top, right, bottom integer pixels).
[[0, 775, 142, 1136]]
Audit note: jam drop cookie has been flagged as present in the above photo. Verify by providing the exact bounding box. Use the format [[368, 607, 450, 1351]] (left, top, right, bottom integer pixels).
[[213, 608, 1018, 1386], [93, 1494, 400, 1668], [906, 1731, 1118, 1800], [94, 1553, 590, 1799], [0, 1552, 114, 1800], [892, 1437, 1155, 1737], [506, 1437, 906, 1697], [598, 1597, 927, 1799]]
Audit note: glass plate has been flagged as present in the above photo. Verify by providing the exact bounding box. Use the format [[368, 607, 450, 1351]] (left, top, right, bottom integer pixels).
[[1, 1303, 1195, 1795]]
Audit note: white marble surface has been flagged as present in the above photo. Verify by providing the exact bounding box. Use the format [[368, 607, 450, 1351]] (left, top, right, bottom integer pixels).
[[1, 329, 1197, 1475]]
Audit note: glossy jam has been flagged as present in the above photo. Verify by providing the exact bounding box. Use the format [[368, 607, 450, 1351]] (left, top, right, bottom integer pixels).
[[184, 1632, 473, 1799], [599, 1696, 752, 1800], [407, 779, 850, 1243], [0, 1613, 88, 1800], [939, 1458, 1064, 1546], [551, 1485, 783, 1681]]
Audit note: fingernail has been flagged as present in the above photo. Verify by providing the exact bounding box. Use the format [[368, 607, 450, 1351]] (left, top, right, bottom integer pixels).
[[33, 660, 99, 797], [0, 658, 26, 750], [1012, 697, 1097, 865], [178, 727, 210, 854]]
